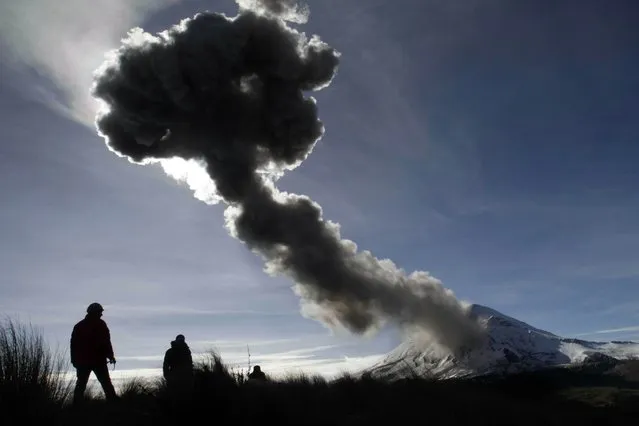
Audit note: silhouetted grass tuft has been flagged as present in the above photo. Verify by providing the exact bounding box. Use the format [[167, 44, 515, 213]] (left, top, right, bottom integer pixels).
[[0, 316, 72, 421]]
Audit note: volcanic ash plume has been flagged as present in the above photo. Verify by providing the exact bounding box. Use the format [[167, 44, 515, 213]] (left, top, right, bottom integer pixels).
[[91, 5, 485, 352]]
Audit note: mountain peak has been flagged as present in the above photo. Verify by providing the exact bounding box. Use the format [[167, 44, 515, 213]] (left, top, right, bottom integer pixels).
[[467, 304, 560, 339]]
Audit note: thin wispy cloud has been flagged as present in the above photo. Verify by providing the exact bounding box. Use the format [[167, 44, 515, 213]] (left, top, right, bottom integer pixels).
[[118, 345, 340, 363], [0, 0, 181, 125], [71, 353, 384, 391], [104, 344, 384, 383], [574, 325, 639, 337], [233, 345, 340, 362], [597, 302, 639, 318], [191, 338, 301, 349], [258, 354, 383, 377]]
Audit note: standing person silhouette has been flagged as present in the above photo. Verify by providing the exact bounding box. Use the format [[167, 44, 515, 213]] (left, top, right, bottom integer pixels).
[[163, 334, 194, 405], [70, 302, 118, 404]]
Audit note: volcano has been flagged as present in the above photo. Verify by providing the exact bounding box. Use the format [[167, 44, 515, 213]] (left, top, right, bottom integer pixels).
[[364, 304, 639, 380]]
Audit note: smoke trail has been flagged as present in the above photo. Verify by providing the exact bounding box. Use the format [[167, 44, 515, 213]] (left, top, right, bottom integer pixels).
[[91, 4, 484, 351]]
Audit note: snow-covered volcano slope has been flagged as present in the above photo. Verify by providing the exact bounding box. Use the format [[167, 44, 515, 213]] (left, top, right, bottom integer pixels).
[[365, 304, 639, 380]]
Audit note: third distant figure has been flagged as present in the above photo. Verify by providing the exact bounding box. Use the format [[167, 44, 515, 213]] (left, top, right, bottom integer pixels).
[[248, 365, 267, 381]]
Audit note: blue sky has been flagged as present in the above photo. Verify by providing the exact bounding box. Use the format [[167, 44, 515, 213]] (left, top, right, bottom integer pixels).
[[0, 0, 638, 381]]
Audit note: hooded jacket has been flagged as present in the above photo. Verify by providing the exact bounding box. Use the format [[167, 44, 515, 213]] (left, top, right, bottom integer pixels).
[[163, 339, 193, 380]]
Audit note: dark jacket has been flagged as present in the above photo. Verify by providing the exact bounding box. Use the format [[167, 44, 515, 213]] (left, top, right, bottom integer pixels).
[[248, 370, 266, 381], [70, 315, 114, 367], [163, 340, 193, 380]]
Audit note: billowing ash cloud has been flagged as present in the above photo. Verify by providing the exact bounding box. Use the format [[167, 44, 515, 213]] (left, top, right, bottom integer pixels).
[[91, 6, 485, 351], [235, 0, 309, 23]]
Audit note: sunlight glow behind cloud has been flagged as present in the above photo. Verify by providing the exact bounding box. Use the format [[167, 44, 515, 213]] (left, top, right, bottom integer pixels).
[[0, 0, 182, 126]]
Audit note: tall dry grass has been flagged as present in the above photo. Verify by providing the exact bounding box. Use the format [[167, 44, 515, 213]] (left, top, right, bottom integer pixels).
[[0, 316, 72, 417]]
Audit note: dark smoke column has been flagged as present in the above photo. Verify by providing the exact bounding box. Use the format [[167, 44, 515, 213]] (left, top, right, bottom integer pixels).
[[91, 1, 485, 352]]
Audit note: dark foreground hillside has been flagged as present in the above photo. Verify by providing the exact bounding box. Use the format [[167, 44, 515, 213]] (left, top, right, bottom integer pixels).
[[2, 318, 638, 426], [6, 358, 639, 426]]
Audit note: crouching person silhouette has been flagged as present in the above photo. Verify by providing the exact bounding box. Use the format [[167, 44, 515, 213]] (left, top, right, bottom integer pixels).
[[163, 334, 194, 404], [70, 303, 118, 404]]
